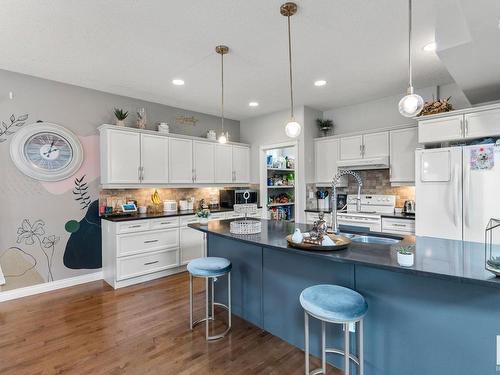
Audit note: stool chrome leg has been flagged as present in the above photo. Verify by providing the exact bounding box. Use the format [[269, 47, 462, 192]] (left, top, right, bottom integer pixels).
[[189, 273, 193, 330], [211, 277, 215, 319], [359, 319, 364, 375], [321, 321, 326, 373], [344, 323, 350, 375], [205, 277, 210, 340], [304, 312, 309, 375], [228, 272, 232, 329]]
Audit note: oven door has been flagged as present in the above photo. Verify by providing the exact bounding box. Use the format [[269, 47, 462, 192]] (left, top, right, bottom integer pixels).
[[337, 214, 382, 232]]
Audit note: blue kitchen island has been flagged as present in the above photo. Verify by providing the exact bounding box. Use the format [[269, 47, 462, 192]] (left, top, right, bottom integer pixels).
[[190, 219, 500, 375]]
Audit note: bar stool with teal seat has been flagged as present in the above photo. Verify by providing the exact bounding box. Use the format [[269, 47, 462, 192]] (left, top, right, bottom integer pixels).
[[300, 284, 368, 375], [187, 257, 232, 340]]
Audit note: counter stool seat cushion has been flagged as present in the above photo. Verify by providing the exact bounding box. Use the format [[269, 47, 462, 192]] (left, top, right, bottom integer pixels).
[[300, 284, 368, 322], [187, 257, 232, 277]]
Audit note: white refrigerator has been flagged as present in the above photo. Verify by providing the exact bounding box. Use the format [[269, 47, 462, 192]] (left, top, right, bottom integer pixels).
[[416, 144, 500, 243]]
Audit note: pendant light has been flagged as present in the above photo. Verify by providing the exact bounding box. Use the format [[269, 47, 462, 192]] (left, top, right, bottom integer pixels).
[[281, 2, 301, 138], [216, 45, 229, 144], [398, 0, 424, 117]]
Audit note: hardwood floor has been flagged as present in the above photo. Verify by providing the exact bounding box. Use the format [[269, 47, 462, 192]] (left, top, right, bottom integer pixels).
[[0, 272, 341, 375]]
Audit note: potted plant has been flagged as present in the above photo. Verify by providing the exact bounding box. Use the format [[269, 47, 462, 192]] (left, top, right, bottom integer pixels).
[[114, 108, 128, 127], [396, 246, 414, 267], [316, 118, 334, 137], [197, 209, 211, 225]]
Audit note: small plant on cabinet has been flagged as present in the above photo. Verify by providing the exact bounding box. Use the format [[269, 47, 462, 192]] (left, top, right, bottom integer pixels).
[[316, 118, 333, 137], [113, 108, 128, 126]]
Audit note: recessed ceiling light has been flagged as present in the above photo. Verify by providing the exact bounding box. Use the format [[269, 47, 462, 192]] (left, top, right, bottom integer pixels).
[[172, 79, 185, 86], [248, 102, 259, 107], [314, 80, 327, 87], [423, 42, 437, 52]]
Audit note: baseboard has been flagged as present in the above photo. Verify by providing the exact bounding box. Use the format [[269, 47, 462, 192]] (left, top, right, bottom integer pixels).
[[0, 271, 103, 303]]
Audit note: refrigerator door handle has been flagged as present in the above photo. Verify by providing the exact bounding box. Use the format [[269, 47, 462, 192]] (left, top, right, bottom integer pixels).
[[454, 165, 460, 227], [464, 159, 470, 228]]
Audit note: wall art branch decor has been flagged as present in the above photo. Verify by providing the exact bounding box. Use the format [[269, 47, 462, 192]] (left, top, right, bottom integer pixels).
[[16, 219, 58, 281], [73, 175, 91, 210], [0, 113, 29, 142]]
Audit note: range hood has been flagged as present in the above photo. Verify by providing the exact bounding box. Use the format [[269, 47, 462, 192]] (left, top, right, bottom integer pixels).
[[337, 156, 390, 170]]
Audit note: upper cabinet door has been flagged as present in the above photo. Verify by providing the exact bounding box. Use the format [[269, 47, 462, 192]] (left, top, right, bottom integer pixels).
[[193, 141, 215, 183], [315, 138, 346, 186], [102, 129, 141, 184], [418, 115, 463, 143], [140, 134, 169, 184], [363, 131, 389, 158], [214, 144, 233, 183], [169, 138, 193, 183], [340, 135, 363, 160], [389, 127, 418, 183], [232, 145, 250, 183], [464, 108, 500, 140]]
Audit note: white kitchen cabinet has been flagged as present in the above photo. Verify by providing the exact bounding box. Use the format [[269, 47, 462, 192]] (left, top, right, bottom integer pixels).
[[418, 115, 463, 143], [363, 131, 389, 158], [389, 127, 418, 183], [382, 217, 415, 236], [232, 145, 250, 183], [314, 138, 347, 186], [100, 129, 141, 184], [464, 108, 500, 139], [193, 141, 215, 183], [140, 134, 169, 184], [214, 144, 233, 183], [180, 227, 205, 265], [169, 138, 194, 183], [340, 135, 363, 160]]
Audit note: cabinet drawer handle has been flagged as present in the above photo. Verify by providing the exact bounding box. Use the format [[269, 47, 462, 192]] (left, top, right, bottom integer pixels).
[[129, 225, 142, 228], [144, 261, 159, 266], [160, 221, 173, 225], [144, 239, 159, 244], [392, 223, 407, 227]]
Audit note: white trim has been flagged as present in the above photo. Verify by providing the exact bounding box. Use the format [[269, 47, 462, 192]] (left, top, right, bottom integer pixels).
[[314, 123, 416, 141], [0, 271, 103, 303]]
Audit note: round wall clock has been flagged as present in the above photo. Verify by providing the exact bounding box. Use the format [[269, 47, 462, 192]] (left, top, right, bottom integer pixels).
[[10, 122, 84, 181]]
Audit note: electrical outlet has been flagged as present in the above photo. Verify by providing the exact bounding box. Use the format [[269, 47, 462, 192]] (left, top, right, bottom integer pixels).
[[309, 191, 315, 199]]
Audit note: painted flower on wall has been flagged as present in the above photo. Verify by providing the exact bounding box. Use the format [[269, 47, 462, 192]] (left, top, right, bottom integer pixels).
[[17, 219, 45, 245]]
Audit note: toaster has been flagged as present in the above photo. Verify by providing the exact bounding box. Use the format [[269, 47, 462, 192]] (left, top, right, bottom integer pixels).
[[163, 200, 177, 212]]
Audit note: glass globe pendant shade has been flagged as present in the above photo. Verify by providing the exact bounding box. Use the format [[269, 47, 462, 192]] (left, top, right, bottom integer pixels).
[[218, 132, 228, 144], [398, 91, 424, 118], [285, 120, 301, 138]]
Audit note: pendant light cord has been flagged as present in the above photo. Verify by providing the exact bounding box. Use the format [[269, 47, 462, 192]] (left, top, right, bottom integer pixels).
[[408, 0, 413, 90], [221, 51, 225, 133], [287, 15, 294, 119]]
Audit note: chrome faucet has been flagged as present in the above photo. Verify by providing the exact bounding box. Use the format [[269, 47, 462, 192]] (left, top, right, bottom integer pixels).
[[330, 169, 363, 233]]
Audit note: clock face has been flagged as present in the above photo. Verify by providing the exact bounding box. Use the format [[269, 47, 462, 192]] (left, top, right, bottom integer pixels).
[[23, 132, 74, 171], [10, 122, 83, 182]]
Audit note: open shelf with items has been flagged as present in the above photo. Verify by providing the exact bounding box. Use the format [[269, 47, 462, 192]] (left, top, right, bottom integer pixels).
[[264, 146, 296, 222]]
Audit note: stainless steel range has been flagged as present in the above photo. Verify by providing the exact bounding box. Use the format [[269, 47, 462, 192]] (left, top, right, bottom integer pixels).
[[337, 194, 396, 232]]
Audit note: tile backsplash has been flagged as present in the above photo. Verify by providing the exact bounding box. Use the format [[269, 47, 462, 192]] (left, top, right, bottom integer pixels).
[[307, 169, 415, 209], [100, 187, 222, 211]]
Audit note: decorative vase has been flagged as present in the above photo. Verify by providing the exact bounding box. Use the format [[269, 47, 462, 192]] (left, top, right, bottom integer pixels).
[[321, 127, 331, 137], [116, 120, 125, 127], [200, 217, 209, 225], [397, 252, 414, 267], [136, 107, 147, 129]]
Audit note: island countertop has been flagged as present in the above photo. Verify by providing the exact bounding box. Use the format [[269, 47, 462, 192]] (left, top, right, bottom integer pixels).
[[190, 219, 500, 288]]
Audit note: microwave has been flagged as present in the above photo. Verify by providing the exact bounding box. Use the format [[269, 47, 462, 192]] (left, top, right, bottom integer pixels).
[[219, 189, 258, 208]]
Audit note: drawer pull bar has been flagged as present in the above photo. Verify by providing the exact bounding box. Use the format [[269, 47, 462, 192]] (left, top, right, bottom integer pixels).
[[129, 225, 142, 228], [144, 239, 159, 244], [392, 223, 407, 227], [160, 222, 172, 225], [144, 261, 159, 266]]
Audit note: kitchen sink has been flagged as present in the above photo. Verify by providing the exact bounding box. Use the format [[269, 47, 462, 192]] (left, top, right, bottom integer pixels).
[[340, 233, 401, 245]]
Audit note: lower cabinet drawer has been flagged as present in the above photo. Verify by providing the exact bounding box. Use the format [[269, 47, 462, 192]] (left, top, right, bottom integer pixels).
[[116, 248, 180, 281], [117, 220, 150, 234], [209, 212, 226, 221], [382, 218, 415, 234], [180, 215, 200, 226], [117, 228, 179, 257]]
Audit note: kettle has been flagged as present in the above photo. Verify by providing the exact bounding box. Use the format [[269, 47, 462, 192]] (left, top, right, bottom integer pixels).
[[404, 200, 415, 214]]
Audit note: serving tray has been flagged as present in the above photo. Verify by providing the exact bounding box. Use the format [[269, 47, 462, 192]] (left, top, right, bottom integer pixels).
[[286, 234, 352, 251]]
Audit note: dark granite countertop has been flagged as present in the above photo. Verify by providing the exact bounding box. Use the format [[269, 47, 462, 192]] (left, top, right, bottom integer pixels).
[[101, 208, 235, 222], [381, 212, 415, 220], [305, 208, 332, 213], [190, 219, 500, 288]]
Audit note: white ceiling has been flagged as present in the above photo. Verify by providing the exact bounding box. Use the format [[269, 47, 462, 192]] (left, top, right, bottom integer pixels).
[[0, 0, 456, 120]]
